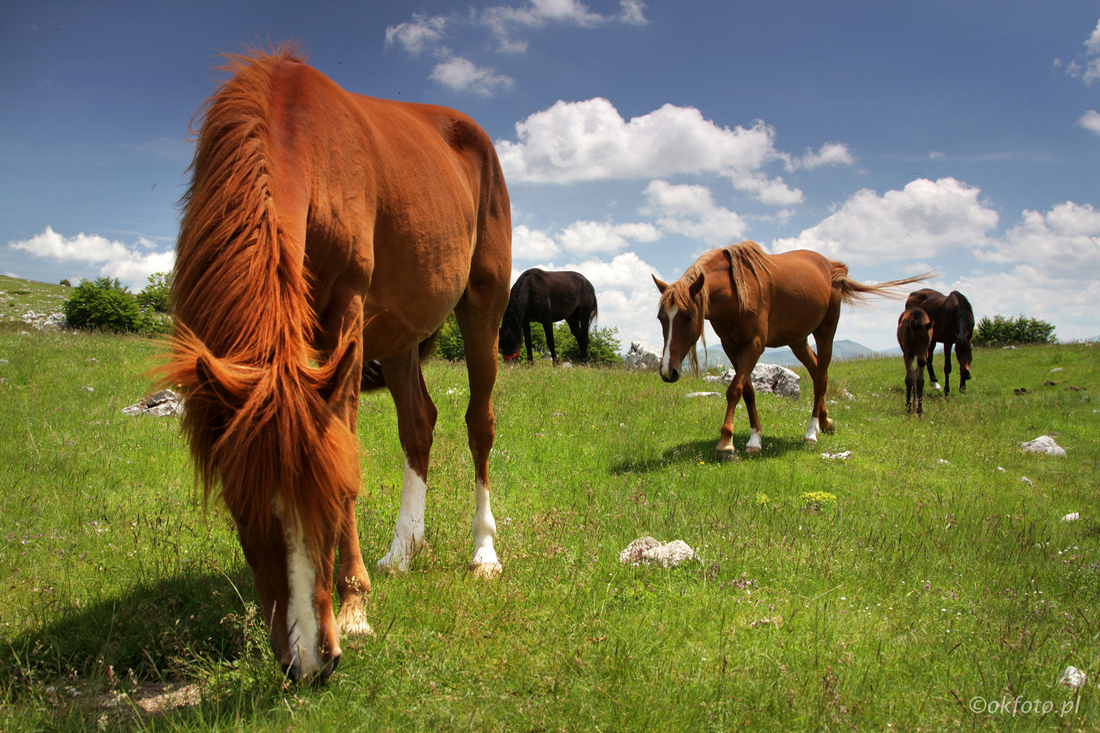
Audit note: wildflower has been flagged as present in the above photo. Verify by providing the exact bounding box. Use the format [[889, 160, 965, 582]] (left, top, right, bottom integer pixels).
[[801, 491, 837, 509], [755, 492, 770, 505]]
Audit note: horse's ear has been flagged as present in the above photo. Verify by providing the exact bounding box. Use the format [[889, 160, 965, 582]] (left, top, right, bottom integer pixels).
[[688, 273, 705, 299], [652, 274, 669, 294]]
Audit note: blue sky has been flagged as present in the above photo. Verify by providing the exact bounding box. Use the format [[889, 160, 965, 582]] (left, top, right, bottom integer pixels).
[[2, 1, 1098, 351]]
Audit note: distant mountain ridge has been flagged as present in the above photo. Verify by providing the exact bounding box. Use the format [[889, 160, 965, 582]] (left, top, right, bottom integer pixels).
[[692, 340, 879, 369]]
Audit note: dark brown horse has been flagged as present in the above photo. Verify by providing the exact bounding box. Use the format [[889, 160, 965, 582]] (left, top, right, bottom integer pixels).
[[904, 288, 974, 395], [897, 308, 934, 416], [654, 241, 932, 461], [499, 268, 597, 364], [159, 47, 511, 681]]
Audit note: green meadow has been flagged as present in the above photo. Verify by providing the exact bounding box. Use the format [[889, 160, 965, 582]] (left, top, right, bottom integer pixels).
[[1, 279, 1098, 731]]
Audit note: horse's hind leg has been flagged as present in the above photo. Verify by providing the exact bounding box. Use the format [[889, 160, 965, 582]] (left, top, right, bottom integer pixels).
[[941, 343, 954, 396], [790, 337, 833, 443], [376, 350, 436, 573], [914, 358, 925, 417], [523, 321, 535, 363], [567, 313, 590, 363], [455, 292, 506, 578]]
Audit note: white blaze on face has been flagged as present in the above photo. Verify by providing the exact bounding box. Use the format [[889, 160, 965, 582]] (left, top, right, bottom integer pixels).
[[660, 304, 679, 375], [276, 496, 323, 676], [377, 456, 427, 572]]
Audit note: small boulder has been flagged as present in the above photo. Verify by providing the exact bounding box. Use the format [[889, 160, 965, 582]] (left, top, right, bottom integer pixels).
[[619, 536, 699, 568], [625, 341, 662, 371], [1020, 435, 1066, 457], [123, 389, 183, 417]]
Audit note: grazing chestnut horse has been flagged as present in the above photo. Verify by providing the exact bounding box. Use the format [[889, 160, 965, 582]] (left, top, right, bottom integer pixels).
[[904, 288, 974, 395], [897, 308, 934, 416], [499, 269, 597, 364], [653, 241, 931, 461], [159, 48, 511, 681]]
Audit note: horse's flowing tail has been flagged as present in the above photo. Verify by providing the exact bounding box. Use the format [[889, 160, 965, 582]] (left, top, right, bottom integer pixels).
[[830, 261, 936, 307], [158, 47, 359, 554]]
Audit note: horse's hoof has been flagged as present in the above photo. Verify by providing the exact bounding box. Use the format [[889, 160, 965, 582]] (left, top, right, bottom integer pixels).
[[744, 446, 762, 454], [470, 561, 502, 579], [716, 448, 738, 463], [822, 419, 836, 435], [336, 605, 375, 637], [803, 437, 818, 445]]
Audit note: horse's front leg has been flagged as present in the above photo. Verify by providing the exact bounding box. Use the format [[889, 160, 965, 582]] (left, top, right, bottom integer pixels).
[[914, 357, 925, 417], [376, 350, 436, 573], [742, 379, 764, 453], [522, 321, 535, 363], [716, 373, 747, 462], [319, 293, 374, 637], [924, 344, 942, 391], [904, 355, 915, 413], [543, 321, 558, 363]]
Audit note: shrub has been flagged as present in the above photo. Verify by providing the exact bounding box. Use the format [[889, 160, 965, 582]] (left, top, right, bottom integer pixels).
[[59, 278, 72, 287], [973, 315, 1056, 347], [136, 272, 172, 313], [62, 277, 142, 333], [436, 312, 465, 361]]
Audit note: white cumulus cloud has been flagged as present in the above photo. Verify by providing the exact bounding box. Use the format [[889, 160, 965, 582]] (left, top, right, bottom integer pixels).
[[640, 180, 748, 244], [496, 98, 805, 205], [8, 226, 173, 289], [978, 201, 1100, 279], [1078, 109, 1100, 135], [771, 177, 999, 263], [430, 57, 514, 96]]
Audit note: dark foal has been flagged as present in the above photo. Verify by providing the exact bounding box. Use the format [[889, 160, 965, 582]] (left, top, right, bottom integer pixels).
[[897, 307, 934, 416]]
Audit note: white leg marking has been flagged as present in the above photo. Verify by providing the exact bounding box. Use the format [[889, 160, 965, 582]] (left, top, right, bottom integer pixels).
[[746, 429, 763, 452], [470, 480, 501, 578], [283, 510, 326, 677], [804, 417, 820, 444], [660, 305, 678, 378], [377, 457, 427, 573]]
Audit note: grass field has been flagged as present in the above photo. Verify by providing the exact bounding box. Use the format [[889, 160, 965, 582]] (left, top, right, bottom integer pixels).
[[1, 284, 1098, 731]]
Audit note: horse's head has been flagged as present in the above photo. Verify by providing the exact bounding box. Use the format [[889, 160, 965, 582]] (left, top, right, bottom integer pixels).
[[653, 272, 706, 383], [177, 338, 360, 683], [499, 325, 521, 360]]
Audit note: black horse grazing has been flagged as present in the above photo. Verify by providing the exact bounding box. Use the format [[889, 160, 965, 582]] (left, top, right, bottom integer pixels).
[[897, 307, 934, 416], [904, 288, 975, 395], [500, 269, 597, 364]]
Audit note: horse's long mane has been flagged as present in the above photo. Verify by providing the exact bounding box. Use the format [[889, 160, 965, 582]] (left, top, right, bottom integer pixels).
[[158, 45, 358, 556]]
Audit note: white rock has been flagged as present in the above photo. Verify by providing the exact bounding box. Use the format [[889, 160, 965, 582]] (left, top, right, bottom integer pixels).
[[122, 389, 183, 417], [1049, 367, 1063, 373], [821, 451, 851, 460], [1020, 477, 1034, 487], [624, 341, 662, 371], [685, 391, 721, 398], [1061, 512, 1080, 523], [1058, 665, 1087, 689], [619, 537, 699, 568], [1020, 435, 1067, 457]]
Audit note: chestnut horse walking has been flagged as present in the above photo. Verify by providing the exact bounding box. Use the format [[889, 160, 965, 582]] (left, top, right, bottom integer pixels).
[[654, 241, 931, 461], [499, 269, 597, 364], [897, 308, 934, 416], [160, 48, 511, 681], [904, 288, 974, 395]]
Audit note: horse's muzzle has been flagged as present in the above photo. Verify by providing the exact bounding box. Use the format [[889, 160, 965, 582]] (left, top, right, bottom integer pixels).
[[661, 367, 680, 383]]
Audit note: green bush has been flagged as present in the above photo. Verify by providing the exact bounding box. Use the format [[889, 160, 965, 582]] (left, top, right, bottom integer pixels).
[[436, 312, 465, 361], [62, 277, 142, 333], [136, 272, 172, 313], [973, 314, 1056, 347]]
